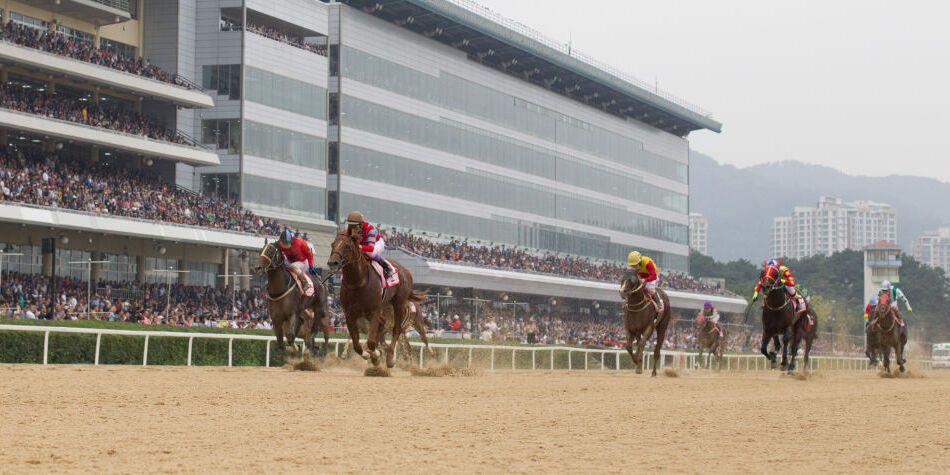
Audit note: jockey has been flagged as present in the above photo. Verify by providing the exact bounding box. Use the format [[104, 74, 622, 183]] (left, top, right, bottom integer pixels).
[[751, 259, 807, 316], [879, 280, 912, 318], [277, 228, 316, 294], [863, 296, 878, 326], [345, 210, 393, 279], [624, 251, 664, 315], [698, 301, 720, 324]]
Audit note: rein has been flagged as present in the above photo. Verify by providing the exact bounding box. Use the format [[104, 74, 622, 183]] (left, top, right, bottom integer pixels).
[[762, 273, 790, 311], [260, 243, 297, 302], [332, 236, 368, 290], [623, 279, 652, 313]]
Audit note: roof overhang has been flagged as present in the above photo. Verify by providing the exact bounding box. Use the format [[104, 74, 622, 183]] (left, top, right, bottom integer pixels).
[[341, 0, 721, 136], [24, 0, 132, 27]]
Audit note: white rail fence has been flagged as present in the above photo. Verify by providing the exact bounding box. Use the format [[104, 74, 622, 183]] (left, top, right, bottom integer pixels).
[[0, 325, 932, 371]]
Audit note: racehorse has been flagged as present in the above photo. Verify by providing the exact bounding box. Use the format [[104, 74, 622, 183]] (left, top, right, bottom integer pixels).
[[341, 302, 436, 364], [696, 316, 726, 370], [757, 264, 797, 370], [327, 231, 426, 368], [621, 272, 672, 376], [869, 292, 907, 373], [256, 240, 331, 358], [787, 306, 818, 373]]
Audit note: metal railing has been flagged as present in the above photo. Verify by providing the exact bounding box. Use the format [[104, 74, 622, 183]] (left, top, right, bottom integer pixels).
[[91, 0, 132, 13], [2, 324, 930, 371], [443, 0, 713, 118]]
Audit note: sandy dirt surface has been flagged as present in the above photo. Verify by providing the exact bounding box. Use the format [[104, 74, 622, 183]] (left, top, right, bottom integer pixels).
[[2, 364, 948, 473]]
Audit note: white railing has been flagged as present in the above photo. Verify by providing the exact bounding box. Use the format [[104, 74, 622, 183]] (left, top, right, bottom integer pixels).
[[3, 324, 932, 371]]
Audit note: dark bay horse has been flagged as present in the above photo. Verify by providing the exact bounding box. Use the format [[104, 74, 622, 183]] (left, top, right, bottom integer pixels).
[[327, 232, 426, 368], [696, 317, 726, 370], [787, 306, 818, 373], [869, 292, 907, 373], [757, 264, 796, 370], [621, 272, 672, 376], [256, 240, 331, 358]]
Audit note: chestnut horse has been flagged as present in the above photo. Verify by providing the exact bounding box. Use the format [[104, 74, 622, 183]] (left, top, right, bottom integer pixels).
[[327, 232, 426, 368], [255, 240, 331, 358], [757, 264, 797, 370], [696, 317, 726, 370], [621, 272, 672, 376], [869, 292, 907, 373]]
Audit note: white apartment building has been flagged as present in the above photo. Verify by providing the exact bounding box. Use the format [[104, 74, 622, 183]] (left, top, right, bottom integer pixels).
[[770, 196, 896, 259], [689, 213, 708, 255], [913, 228, 950, 273]]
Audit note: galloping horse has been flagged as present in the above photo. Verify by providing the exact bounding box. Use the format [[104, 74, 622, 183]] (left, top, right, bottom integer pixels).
[[787, 306, 818, 373], [621, 272, 672, 376], [327, 232, 426, 368], [696, 316, 726, 370], [757, 264, 797, 370], [256, 240, 331, 358], [341, 303, 435, 363], [869, 292, 907, 373]]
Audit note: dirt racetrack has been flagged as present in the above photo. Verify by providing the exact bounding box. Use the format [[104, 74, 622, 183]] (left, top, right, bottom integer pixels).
[[2, 364, 948, 473]]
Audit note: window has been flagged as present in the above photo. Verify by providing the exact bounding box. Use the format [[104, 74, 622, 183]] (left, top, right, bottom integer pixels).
[[56, 25, 94, 44], [201, 65, 241, 100], [243, 66, 326, 119], [9, 12, 48, 30], [101, 38, 136, 59], [200, 173, 240, 201], [200, 119, 241, 153]]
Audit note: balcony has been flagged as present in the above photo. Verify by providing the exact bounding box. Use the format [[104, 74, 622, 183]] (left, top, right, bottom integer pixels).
[[0, 109, 219, 167], [20, 0, 132, 26], [0, 41, 214, 108]]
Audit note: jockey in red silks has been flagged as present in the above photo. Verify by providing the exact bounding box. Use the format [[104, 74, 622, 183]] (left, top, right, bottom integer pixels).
[[751, 259, 806, 316], [345, 211, 393, 279], [277, 228, 315, 294]]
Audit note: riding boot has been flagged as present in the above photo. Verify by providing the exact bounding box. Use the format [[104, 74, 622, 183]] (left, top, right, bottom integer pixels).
[[381, 260, 394, 279], [795, 297, 807, 316], [652, 292, 664, 319], [294, 267, 312, 294]]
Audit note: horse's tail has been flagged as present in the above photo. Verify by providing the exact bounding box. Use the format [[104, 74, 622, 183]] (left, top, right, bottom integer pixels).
[[409, 290, 427, 303]]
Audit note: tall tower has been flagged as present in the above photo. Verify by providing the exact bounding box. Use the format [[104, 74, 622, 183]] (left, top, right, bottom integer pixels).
[[863, 241, 901, 303]]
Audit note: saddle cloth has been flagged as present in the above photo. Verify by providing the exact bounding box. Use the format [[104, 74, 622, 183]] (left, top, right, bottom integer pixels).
[[371, 260, 400, 288], [289, 271, 315, 297]]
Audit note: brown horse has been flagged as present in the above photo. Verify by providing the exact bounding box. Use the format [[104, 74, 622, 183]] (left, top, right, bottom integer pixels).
[[696, 317, 725, 370], [327, 232, 426, 368], [869, 292, 907, 373], [756, 264, 797, 370], [341, 302, 435, 363], [621, 272, 672, 376], [787, 306, 818, 373], [256, 240, 331, 358]]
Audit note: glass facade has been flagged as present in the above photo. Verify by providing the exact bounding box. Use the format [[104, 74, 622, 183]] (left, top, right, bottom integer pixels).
[[340, 193, 687, 270], [342, 46, 687, 183], [243, 66, 326, 119], [243, 121, 325, 169], [341, 144, 686, 243], [242, 175, 326, 219], [202, 64, 241, 100]]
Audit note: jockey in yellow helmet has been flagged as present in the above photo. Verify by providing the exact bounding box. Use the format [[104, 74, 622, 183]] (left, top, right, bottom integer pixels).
[[622, 251, 664, 314]]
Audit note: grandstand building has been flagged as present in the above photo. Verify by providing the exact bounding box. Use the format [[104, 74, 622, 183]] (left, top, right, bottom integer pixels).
[[0, 0, 746, 320]]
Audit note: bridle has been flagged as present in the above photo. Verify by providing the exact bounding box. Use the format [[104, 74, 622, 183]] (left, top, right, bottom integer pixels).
[[622, 277, 652, 313], [257, 242, 296, 302], [761, 266, 790, 311], [328, 232, 366, 289], [871, 293, 896, 333]]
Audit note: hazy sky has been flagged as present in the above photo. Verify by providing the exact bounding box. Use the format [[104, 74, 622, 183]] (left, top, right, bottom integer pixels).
[[475, 0, 950, 182]]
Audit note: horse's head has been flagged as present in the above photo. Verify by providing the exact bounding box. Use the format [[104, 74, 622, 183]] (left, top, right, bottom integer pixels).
[[255, 239, 284, 276], [875, 291, 892, 318], [760, 265, 782, 294], [327, 231, 360, 273], [622, 271, 643, 301]]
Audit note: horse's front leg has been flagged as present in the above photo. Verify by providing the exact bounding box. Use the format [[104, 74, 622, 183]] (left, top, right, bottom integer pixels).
[[273, 323, 286, 358], [697, 346, 705, 369], [345, 316, 363, 358], [365, 310, 383, 366], [882, 346, 891, 374], [625, 330, 637, 372], [386, 303, 407, 369], [634, 332, 646, 375], [787, 327, 801, 374], [651, 320, 669, 377], [780, 329, 790, 371], [760, 332, 774, 368]]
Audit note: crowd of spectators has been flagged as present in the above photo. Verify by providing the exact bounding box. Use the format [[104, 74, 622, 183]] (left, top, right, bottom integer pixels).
[[0, 148, 283, 235], [385, 230, 735, 296], [0, 81, 193, 145], [221, 18, 327, 56], [1, 20, 196, 89]]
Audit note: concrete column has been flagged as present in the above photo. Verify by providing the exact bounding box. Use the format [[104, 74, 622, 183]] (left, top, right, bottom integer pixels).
[[136, 255, 146, 282], [89, 251, 102, 284], [220, 249, 230, 289], [177, 260, 187, 285], [239, 251, 250, 290], [42, 249, 54, 277], [93, 27, 101, 49]]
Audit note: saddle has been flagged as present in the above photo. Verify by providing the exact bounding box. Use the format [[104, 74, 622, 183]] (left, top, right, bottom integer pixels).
[[371, 260, 400, 289], [289, 271, 315, 297]]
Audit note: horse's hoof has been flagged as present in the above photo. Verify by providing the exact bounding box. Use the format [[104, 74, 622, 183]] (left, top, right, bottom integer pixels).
[[635, 368, 643, 375], [899, 365, 906, 373], [651, 371, 657, 377], [360, 351, 370, 361]]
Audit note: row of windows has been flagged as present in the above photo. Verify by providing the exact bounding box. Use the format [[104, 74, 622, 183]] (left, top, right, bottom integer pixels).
[[341, 96, 687, 214], [341, 46, 687, 183], [242, 175, 326, 219], [244, 66, 326, 119], [341, 145, 687, 243], [340, 193, 687, 271], [201, 64, 241, 100], [244, 121, 325, 169]]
